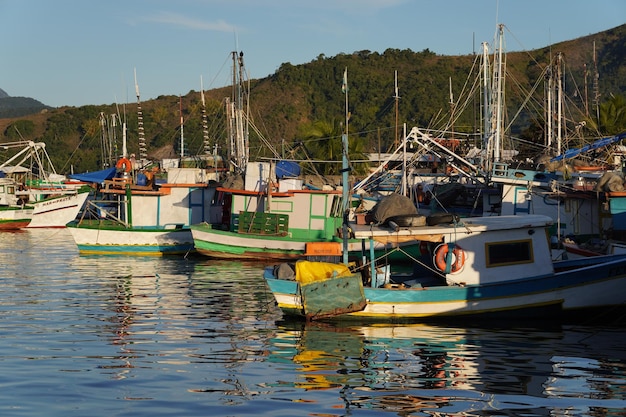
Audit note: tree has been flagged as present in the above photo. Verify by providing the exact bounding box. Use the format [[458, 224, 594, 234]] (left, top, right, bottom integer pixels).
[[597, 94, 626, 135], [298, 119, 368, 176], [4, 119, 35, 139]]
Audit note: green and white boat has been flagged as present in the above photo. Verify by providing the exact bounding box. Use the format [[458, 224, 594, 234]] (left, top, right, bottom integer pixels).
[[67, 166, 218, 256], [190, 168, 423, 262]]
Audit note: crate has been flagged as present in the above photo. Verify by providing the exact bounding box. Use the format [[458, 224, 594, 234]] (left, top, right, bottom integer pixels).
[[304, 242, 342, 256], [237, 211, 289, 235]]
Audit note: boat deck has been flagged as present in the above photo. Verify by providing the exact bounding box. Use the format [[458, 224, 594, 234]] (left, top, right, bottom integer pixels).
[[350, 214, 553, 242]]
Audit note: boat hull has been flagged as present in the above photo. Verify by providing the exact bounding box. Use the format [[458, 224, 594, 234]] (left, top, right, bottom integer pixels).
[[191, 223, 422, 261], [192, 224, 311, 260], [264, 255, 626, 321], [0, 207, 33, 230], [67, 223, 194, 256], [27, 192, 89, 228]]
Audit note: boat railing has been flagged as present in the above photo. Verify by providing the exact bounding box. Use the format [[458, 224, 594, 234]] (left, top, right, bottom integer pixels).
[[75, 198, 129, 227], [491, 162, 510, 177]]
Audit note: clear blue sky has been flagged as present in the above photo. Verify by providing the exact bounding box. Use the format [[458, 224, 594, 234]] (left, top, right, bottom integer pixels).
[[1, 0, 624, 108]]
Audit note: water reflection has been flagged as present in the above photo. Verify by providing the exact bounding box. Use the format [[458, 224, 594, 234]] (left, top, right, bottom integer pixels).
[[2, 229, 626, 416], [68, 255, 282, 406], [67, 255, 277, 383], [269, 321, 626, 416]]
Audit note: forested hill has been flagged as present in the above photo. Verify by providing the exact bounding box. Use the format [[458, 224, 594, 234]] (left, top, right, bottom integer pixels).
[[0, 94, 50, 119], [1, 23, 625, 175]]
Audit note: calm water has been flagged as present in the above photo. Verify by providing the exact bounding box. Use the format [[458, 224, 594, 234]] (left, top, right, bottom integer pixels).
[[1, 229, 626, 417]]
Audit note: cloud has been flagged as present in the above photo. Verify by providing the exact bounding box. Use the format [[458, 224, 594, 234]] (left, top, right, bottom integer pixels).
[[142, 12, 237, 32], [294, 0, 408, 13]]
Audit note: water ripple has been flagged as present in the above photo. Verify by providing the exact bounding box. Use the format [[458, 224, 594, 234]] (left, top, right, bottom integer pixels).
[[0, 229, 625, 416]]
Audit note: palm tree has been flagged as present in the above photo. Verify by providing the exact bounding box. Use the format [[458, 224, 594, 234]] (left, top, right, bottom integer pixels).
[[598, 94, 626, 135], [298, 119, 368, 176], [586, 94, 626, 135]]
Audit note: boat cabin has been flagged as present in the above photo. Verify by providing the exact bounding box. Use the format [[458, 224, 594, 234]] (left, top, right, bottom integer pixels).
[[351, 214, 555, 286], [0, 177, 28, 207]]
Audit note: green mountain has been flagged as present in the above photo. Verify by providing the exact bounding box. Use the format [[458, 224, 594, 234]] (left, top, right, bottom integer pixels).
[[1, 24, 625, 175], [0, 93, 50, 119]]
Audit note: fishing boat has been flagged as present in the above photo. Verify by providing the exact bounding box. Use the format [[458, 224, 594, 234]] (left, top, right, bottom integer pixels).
[[264, 40, 626, 320], [0, 141, 91, 228], [66, 70, 222, 256], [191, 60, 425, 262], [0, 177, 33, 229], [554, 179, 626, 258], [191, 179, 344, 260], [190, 178, 423, 261], [26, 191, 90, 228], [66, 165, 218, 255], [263, 213, 626, 321]]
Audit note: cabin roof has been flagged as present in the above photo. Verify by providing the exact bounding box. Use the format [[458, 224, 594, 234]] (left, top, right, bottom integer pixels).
[[0, 165, 30, 174], [351, 214, 553, 239]]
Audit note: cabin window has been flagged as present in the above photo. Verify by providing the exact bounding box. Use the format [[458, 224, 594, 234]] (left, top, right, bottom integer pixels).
[[485, 239, 533, 267], [0, 185, 4, 193], [330, 195, 342, 218]]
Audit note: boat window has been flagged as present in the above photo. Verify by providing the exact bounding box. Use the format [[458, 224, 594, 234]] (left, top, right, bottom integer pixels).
[[330, 195, 342, 218], [485, 239, 533, 267]]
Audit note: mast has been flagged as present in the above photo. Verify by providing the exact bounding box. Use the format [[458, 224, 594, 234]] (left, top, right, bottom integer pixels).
[[227, 51, 249, 174], [179, 95, 184, 159], [111, 113, 118, 167], [546, 53, 564, 155], [99, 112, 118, 169], [593, 41, 600, 121], [200, 76, 210, 156], [394, 70, 399, 149], [491, 24, 506, 165], [341, 67, 350, 266], [449, 76, 455, 140], [238, 51, 249, 171], [546, 60, 553, 149], [394, 70, 407, 196], [556, 52, 563, 156], [99, 113, 108, 169], [134, 68, 146, 161], [481, 41, 491, 172]]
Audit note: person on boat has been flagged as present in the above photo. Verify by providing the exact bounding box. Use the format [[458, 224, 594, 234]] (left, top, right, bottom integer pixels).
[[417, 184, 425, 203], [416, 183, 431, 206]]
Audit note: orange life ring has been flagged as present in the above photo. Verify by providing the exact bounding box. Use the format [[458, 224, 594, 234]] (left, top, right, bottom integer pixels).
[[116, 157, 132, 173], [433, 243, 465, 274]]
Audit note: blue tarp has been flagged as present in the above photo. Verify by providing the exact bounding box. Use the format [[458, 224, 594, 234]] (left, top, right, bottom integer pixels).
[[276, 160, 301, 179], [69, 167, 117, 183], [550, 131, 626, 162]]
